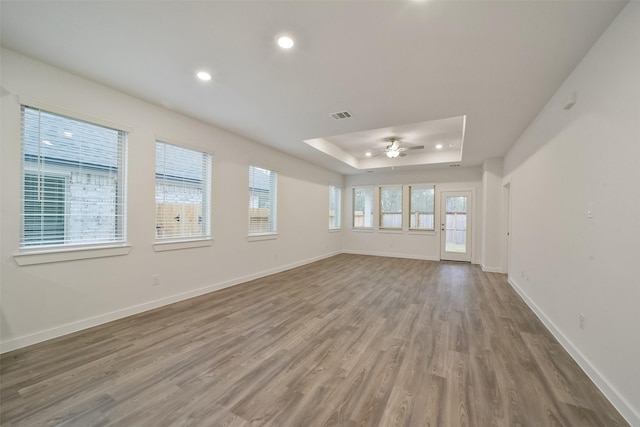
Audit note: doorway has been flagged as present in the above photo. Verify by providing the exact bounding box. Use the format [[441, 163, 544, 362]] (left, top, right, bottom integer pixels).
[[440, 191, 472, 262]]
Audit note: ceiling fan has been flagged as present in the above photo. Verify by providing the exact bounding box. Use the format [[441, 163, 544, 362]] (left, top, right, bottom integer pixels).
[[370, 137, 424, 158]]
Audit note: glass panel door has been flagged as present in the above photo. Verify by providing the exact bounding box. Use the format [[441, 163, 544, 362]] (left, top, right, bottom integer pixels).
[[440, 191, 472, 262]]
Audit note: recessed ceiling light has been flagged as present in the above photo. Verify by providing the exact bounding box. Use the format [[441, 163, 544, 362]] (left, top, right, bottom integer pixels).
[[277, 36, 294, 49], [196, 71, 212, 81], [365, 152, 372, 157], [435, 143, 443, 150]]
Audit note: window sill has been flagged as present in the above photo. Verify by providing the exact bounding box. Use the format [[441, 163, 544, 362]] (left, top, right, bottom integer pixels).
[[248, 233, 278, 242], [328, 228, 342, 233], [14, 244, 131, 266], [153, 238, 213, 252], [408, 229, 437, 235], [378, 229, 403, 234], [351, 228, 374, 233]]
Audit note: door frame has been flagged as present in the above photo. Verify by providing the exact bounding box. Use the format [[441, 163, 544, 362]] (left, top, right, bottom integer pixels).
[[439, 190, 474, 262], [502, 180, 512, 275]]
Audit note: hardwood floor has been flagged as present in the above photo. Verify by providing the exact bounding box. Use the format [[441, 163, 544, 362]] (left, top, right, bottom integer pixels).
[[0, 254, 629, 426]]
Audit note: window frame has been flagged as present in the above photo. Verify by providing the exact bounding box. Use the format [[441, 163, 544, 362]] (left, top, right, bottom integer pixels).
[[19, 104, 128, 251], [408, 184, 436, 231], [352, 186, 374, 230], [329, 185, 342, 230], [378, 185, 403, 230], [248, 165, 278, 238], [154, 140, 212, 245]]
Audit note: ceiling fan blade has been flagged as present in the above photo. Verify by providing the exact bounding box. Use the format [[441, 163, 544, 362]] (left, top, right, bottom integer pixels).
[[399, 152, 407, 157], [405, 145, 424, 150]]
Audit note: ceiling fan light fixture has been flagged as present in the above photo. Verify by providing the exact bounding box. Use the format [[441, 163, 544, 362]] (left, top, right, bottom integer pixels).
[[386, 150, 400, 158]]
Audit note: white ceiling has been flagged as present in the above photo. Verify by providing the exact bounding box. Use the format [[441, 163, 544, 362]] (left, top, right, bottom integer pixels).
[[304, 115, 465, 170], [0, 1, 627, 175]]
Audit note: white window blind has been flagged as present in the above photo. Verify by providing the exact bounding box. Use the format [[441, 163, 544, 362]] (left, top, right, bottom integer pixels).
[[329, 185, 341, 229], [409, 185, 435, 230], [20, 106, 127, 248], [155, 141, 211, 241], [379, 186, 403, 229], [352, 186, 373, 228], [248, 166, 277, 235]]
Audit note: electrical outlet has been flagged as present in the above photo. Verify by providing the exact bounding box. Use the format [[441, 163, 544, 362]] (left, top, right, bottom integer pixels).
[[579, 313, 585, 330], [152, 275, 160, 286]]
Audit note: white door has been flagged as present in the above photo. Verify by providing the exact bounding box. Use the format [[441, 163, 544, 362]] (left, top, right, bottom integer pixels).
[[440, 191, 472, 262]]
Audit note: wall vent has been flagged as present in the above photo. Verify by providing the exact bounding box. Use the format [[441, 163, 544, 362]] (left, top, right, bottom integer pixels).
[[330, 111, 352, 120]]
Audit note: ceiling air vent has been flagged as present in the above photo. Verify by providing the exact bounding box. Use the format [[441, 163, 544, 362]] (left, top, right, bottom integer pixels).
[[330, 111, 352, 120]]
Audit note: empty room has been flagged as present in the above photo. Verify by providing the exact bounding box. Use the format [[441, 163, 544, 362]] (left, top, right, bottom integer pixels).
[[0, 1, 638, 426]]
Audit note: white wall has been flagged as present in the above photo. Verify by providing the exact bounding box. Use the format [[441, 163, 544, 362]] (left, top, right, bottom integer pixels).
[[343, 167, 483, 262], [481, 158, 504, 272], [0, 48, 343, 352], [503, 3, 640, 424]]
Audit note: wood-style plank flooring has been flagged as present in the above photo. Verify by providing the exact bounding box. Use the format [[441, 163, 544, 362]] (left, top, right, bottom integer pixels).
[[0, 254, 629, 426]]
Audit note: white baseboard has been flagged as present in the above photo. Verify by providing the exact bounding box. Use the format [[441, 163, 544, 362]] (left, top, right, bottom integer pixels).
[[342, 249, 439, 262], [0, 251, 342, 354], [480, 263, 504, 273], [508, 277, 640, 426]]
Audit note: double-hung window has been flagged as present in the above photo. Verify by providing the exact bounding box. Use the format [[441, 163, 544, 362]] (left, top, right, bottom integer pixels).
[[409, 185, 435, 230], [155, 141, 212, 241], [329, 185, 342, 229], [379, 186, 403, 229], [352, 186, 374, 229], [20, 106, 127, 248], [248, 166, 277, 235]]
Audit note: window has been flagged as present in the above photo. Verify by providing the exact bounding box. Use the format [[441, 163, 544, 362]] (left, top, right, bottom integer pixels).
[[249, 166, 277, 235], [352, 186, 373, 228], [379, 186, 403, 229], [20, 106, 127, 248], [329, 185, 341, 229], [155, 141, 211, 241], [409, 185, 435, 230]]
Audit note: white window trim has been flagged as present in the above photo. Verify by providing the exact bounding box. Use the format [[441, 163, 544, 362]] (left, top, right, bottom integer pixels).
[[408, 183, 436, 231], [378, 229, 403, 234], [155, 140, 213, 244], [378, 185, 403, 231], [14, 244, 131, 266], [248, 165, 278, 236], [329, 184, 342, 230], [248, 233, 278, 242], [407, 230, 437, 236], [153, 238, 213, 252], [19, 103, 129, 252], [351, 185, 375, 230]]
